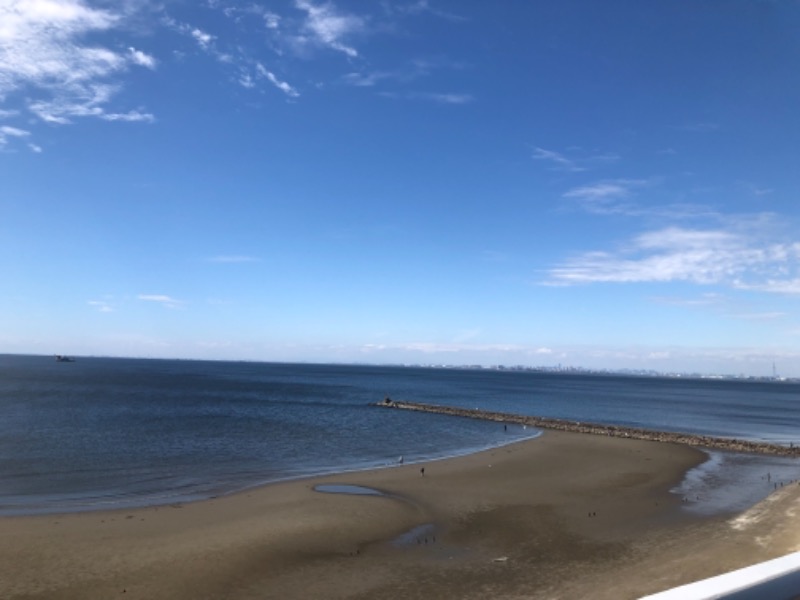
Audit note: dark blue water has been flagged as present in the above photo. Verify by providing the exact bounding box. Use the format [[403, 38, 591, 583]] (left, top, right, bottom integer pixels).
[[1, 355, 798, 515]]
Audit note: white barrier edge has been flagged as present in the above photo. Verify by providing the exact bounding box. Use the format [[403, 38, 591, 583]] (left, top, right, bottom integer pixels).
[[640, 551, 800, 599]]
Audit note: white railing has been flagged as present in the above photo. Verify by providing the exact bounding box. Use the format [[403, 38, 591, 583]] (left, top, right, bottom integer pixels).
[[641, 551, 800, 599]]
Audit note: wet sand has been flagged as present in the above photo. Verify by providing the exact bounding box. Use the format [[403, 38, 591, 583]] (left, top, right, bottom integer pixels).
[[2, 431, 799, 599]]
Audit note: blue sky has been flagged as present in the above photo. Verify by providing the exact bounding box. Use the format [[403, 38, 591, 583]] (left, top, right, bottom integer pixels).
[[2, 0, 800, 376]]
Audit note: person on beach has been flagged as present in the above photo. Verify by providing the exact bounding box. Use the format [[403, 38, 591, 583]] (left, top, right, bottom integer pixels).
[[420, 467, 425, 477]]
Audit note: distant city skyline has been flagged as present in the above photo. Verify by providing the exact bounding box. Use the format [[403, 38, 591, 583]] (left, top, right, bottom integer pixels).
[[3, 1, 800, 377]]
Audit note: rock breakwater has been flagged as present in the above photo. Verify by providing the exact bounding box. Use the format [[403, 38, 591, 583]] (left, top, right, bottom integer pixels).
[[376, 399, 800, 457]]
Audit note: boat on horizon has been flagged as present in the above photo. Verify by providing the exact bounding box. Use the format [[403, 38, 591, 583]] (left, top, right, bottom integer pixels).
[[55, 355, 75, 362]]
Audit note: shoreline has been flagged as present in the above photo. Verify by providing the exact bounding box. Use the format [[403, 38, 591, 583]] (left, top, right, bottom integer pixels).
[[0, 429, 543, 518], [3, 430, 799, 599], [378, 399, 800, 456]]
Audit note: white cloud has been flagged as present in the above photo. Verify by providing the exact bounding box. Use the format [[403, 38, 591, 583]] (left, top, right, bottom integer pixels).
[[651, 293, 723, 307], [238, 72, 256, 89], [0, 125, 28, 137], [343, 57, 468, 91], [546, 225, 800, 294], [752, 186, 774, 197], [163, 18, 235, 64], [0, 0, 156, 124], [256, 64, 300, 97], [138, 294, 185, 309], [27, 82, 156, 124], [398, 342, 525, 354], [128, 47, 156, 69], [380, 91, 474, 104], [563, 180, 644, 200], [389, 0, 466, 22], [263, 11, 281, 29], [425, 92, 473, 104], [532, 146, 622, 174], [0, 124, 29, 148], [735, 278, 800, 295], [342, 71, 388, 87], [561, 178, 718, 220], [100, 110, 155, 122], [532, 147, 584, 172], [88, 300, 113, 313], [191, 27, 215, 50], [215, 4, 281, 29], [294, 0, 364, 57]]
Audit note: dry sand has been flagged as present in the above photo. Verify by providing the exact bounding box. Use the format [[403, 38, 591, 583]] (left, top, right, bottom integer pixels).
[[2, 431, 800, 599]]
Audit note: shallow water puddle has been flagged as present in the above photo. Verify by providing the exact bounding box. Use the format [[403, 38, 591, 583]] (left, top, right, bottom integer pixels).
[[391, 523, 436, 547], [313, 484, 440, 549], [314, 484, 385, 496]]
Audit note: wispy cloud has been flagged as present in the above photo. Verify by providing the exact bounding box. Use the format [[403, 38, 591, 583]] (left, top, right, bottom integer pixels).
[[380, 91, 474, 104], [138, 294, 185, 309], [0, 0, 156, 125], [238, 72, 256, 89], [342, 71, 391, 87], [28, 83, 155, 125], [343, 56, 468, 93], [255, 64, 300, 97], [0, 125, 29, 146], [546, 225, 800, 294], [128, 47, 156, 69], [294, 0, 365, 58], [0, 124, 42, 153], [163, 17, 233, 63], [424, 92, 473, 104], [734, 278, 800, 295], [88, 300, 114, 313], [740, 182, 775, 198], [99, 110, 155, 123], [563, 179, 646, 201], [562, 178, 652, 215], [401, 0, 466, 22], [2, 1, 469, 135], [651, 293, 724, 308], [0, 0, 476, 155], [532, 146, 622, 174], [394, 342, 526, 354], [532, 147, 584, 172], [561, 177, 722, 221], [191, 28, 215, 50]]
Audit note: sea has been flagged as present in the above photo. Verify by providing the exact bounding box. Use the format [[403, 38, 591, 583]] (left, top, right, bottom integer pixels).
[[1, 354, 799, 517]]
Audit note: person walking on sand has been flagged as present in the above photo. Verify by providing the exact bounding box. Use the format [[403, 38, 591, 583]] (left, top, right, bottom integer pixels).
[[420, 467, 425, 477]]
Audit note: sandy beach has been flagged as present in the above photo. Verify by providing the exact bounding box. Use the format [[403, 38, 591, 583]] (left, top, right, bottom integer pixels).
[[3, 430, 799, 599]]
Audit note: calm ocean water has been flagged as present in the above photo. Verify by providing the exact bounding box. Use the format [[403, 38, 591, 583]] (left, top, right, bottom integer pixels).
[[1, 355, 798, 515]]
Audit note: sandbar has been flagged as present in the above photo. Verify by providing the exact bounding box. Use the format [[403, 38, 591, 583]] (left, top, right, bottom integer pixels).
[[2, 430, 799, 599]]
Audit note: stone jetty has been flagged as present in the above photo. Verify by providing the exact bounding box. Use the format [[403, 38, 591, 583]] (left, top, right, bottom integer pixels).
[[375, 399, 800, 458]]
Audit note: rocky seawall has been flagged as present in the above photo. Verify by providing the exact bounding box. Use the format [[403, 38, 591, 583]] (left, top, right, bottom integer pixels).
[[375, 399, 800, 457]]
